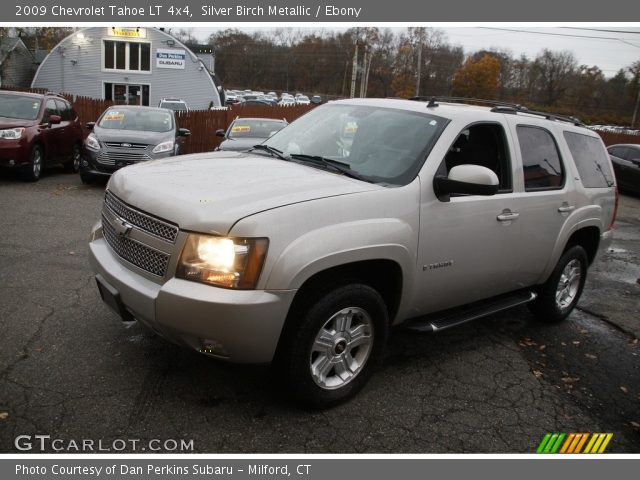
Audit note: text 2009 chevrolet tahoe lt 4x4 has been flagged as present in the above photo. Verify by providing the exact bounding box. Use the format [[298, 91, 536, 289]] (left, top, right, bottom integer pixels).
[[89, 98, 617, 407]]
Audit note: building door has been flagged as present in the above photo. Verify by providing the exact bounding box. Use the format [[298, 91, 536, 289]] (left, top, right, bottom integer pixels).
[[104, 83, 149, 106]]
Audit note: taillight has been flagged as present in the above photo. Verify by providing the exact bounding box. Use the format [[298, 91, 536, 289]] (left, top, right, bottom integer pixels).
[[608, 187, 619, 231]]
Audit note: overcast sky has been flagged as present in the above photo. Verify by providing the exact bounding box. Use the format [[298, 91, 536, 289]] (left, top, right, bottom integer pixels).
[[190, 26, 640, 77]]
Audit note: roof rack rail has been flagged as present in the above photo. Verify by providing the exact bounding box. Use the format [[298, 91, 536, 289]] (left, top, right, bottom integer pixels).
[[409, 96, 525, 110], [44, 91, 65, 98], [409, 95, 583, 126], [490, 105, 583, 126]]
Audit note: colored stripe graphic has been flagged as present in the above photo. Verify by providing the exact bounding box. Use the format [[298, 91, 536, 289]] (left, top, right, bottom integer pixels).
[[537, 433, 612, 454]]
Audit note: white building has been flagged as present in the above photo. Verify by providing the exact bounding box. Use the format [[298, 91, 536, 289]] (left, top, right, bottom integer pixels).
[[32, 27, 222, 110]]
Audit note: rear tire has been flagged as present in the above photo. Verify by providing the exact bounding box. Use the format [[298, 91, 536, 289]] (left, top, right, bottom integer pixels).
[[528, 245, 588, 323], [64, 144, 81, 173], [276, 283, 388, 409]]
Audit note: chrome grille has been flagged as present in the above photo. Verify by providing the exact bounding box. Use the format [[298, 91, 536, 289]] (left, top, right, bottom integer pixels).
[[104, 191, 178, 243], [102, 215, 170, 277], [97, 151, 151, 166], [104, 142, 148, 149]]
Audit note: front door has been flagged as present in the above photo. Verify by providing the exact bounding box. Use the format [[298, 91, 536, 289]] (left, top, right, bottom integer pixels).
[[415, 121, 522, 315], [105, 83, 149, 106]]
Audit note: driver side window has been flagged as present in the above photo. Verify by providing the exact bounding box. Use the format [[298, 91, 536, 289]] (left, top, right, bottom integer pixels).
[[441, 123, 513, 192]]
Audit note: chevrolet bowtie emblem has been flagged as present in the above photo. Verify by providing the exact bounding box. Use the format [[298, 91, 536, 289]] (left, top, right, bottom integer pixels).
[[113, 218, 133, 237]]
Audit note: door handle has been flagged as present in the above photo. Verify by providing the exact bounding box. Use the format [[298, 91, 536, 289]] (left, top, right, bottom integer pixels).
[[558, 205, 575, 214], [497, 210, 520, 222]]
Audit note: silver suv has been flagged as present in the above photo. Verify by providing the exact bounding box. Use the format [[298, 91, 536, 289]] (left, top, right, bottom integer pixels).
[[89, 98, 617, 407]]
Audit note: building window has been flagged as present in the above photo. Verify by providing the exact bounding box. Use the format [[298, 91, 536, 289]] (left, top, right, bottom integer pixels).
[[103, 40, 151, 72]]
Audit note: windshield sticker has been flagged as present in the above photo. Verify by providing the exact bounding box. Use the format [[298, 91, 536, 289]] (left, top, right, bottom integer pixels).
[[231, 125, 251, 133], [104, 112, 125, 121]]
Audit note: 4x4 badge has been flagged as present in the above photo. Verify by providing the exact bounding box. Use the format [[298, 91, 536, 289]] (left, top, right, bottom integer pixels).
[[112, 219, 133, 237]]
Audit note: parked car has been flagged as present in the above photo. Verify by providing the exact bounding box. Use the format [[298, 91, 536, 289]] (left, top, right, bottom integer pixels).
[[0, 90, 83, 181], [240, 99, 275, 107], [296, 95, 311, 105], [80, 106, 190, 184], [608, 143, 640, 194], [311, 95, 322, 105], [158, 98, 189, 113], [89, 98, 616, 408], [278, 97, 296, 107], [216, 117, 288, 152]]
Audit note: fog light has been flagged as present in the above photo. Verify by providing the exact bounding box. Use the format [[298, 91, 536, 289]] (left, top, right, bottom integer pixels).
[[8, 160, 15, 166], [199, 339, 229, 358]]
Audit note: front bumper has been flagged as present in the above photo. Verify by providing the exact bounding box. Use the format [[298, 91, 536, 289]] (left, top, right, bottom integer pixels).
[[0, 138, 28, 167], [80, 147, 174, 177], [88, 227, 296, 364]]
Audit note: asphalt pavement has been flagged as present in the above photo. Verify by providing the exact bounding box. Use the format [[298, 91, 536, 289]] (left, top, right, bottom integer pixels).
[[0, 167, 638, 453]]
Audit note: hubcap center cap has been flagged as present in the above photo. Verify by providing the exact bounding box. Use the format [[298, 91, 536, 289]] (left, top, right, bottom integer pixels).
[[333, 339, 347, 355]]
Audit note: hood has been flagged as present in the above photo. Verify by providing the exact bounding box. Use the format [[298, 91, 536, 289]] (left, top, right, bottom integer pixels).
[[0, 117, 36, 129], [218, 137, 268, 152], [108, 151, 377, 234], [93, 126, 173, 146]]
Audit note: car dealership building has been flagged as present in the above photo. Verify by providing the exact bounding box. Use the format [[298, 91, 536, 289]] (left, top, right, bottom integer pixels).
[[31, 27, 222, 110]]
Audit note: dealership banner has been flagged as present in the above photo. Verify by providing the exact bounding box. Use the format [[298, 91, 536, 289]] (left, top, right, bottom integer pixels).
[[6, 0, 640, 22], [2, 458, 640, 480], [156, 48, 186, 69]]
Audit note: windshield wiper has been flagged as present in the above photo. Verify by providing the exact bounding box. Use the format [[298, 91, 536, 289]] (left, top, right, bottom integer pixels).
[[289, 154, 371, 182], [250, 144, 288, 160]]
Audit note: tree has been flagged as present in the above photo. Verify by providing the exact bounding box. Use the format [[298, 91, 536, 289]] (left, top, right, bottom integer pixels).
[[532, 49, 577, 106], [451, 53, 501, 99]]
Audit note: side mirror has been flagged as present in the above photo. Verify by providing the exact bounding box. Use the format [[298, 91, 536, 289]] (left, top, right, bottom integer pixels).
[[178, 128, 191, 137], [48, 115, 61, 125], [215, 129, 226, 138], [434, 164, 499, 198], [85, 122, 96, 130]]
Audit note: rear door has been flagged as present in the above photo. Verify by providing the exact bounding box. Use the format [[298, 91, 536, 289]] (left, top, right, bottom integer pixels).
[[54, 99, 73, 158], [505, 118, 574, 288]]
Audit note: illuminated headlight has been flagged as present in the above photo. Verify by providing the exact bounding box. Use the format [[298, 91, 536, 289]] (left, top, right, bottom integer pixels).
[[176, 234, 268, 289], [0, 128, 25, 140], [85, 133, 100, 151], [152, 140, 175, 154]]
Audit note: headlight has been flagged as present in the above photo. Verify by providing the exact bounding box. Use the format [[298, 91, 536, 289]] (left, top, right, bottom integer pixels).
[[152, 140, 175, 154], [0, 128, 25, 140], [85, 133, 100, 151], [176, 234, 268, 289]]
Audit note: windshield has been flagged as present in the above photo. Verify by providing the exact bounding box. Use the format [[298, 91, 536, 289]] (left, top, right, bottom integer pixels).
[[0, 94, 41, 120], [160, 102, 187, 112], [98, 109, 173, 132], [228, 119, 287, 138], [263, 103, 446, 185]]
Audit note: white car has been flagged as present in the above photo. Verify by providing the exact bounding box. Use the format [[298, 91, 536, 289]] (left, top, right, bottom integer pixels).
[[89, 98, 616, 407]]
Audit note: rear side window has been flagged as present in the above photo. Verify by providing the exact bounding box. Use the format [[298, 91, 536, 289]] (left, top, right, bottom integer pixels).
[[564, 132, 614, 188], [517, 125, 564, 190], [608, 146, 627, 159]]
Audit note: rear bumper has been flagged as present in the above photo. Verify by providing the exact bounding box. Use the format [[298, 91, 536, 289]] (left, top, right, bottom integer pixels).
[[595, 229, 614, 263], [88, 227, 296, 364]]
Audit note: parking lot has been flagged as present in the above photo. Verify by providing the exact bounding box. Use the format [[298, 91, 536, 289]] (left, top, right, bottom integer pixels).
[[0, 168, 638, 453]]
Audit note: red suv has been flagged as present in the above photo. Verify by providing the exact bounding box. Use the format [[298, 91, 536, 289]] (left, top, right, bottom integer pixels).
[[0, 91, 84, 181]]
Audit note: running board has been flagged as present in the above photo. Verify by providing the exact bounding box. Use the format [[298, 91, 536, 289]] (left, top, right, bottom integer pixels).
[[403, 290, 537, 333]]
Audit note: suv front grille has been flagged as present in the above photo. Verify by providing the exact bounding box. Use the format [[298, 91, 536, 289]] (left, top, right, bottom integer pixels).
[[104, 191, 178, 243], [101, 215, 170, 277]]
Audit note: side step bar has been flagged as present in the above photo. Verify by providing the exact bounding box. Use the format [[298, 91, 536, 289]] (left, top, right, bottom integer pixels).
[[404, 290, 537, 333]]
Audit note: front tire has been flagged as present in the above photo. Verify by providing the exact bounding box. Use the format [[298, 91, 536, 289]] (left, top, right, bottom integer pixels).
[[276, 283, 389, 408], [21, 144, 43, 182], [528, 245, 588, 323]]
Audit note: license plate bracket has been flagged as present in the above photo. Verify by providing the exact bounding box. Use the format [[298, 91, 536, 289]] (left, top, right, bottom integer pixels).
[[95, 274, 134, 322]]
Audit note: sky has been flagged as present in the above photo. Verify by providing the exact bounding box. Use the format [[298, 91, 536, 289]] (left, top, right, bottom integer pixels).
[[189, 26, 640, 77]]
